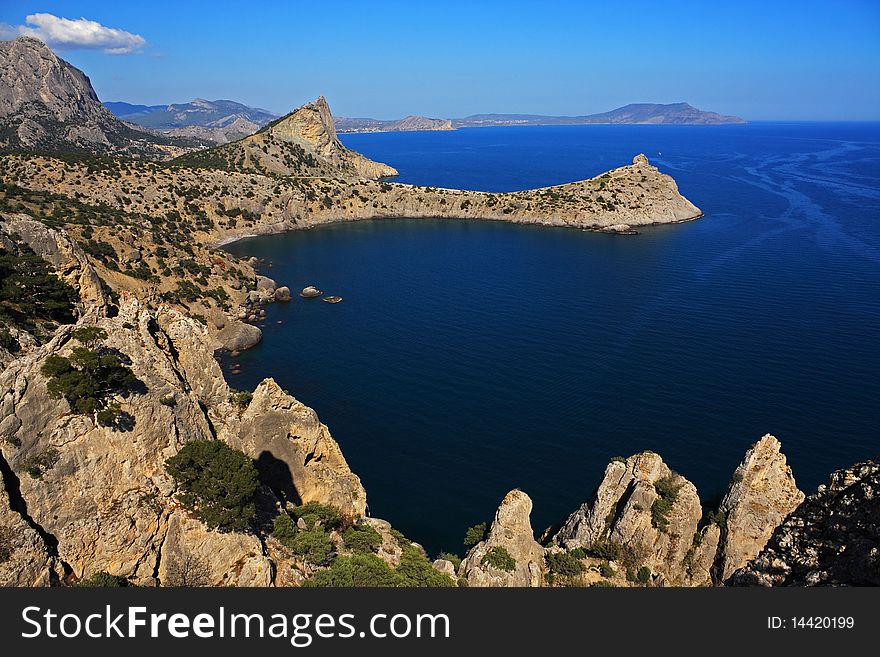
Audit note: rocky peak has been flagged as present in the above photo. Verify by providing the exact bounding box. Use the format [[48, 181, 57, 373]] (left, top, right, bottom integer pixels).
[[459, 489, 545, 586], [714, 434, 804, 581], [552, 451, 703, 585], [730, 459, 879, 586], [0, 37, 100, 119], [0, 37, 170, 156], [252, 95, 398, 179]]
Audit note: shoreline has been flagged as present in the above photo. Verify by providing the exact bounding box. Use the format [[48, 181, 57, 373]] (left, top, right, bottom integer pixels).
[[209, 210, 705, 249]]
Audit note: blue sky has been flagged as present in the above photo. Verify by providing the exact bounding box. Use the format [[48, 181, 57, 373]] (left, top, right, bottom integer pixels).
[[2, 1, 879, 120]]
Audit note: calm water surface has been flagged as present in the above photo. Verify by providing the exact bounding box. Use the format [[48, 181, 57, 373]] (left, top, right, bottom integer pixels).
[[224, 123, 880, 554]]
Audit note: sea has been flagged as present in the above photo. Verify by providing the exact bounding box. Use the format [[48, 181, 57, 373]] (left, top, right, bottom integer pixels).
[[222, 122, 880, 555]]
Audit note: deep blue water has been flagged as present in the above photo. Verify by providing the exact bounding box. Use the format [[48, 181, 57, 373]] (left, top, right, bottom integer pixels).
[[224, 123, 880, 555]]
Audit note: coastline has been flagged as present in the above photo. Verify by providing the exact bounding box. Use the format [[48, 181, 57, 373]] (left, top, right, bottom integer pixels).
[[208, 209, 705, 249]]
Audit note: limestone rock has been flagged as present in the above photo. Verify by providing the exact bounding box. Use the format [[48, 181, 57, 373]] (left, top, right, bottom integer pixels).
[[716, 434, 804, 580], [459, 489, 545, 587], [256, 275, 277, 292], [274, 286, 291, 302], [201, 96, 398, 180], [552, 452, 702, 585], [157, 513, 272, 587], [730, 460, 879, 586], [0, 455, 59, 586], [0, 37, 169, 157], [432, 558, 457, 578], [364, 517, 405, 567], [0, 214, 109, 317], [215, 320, 262, 352], [223, 378, 366, 517]]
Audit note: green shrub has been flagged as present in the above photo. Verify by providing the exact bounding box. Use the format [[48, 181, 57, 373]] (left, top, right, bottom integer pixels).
[[303, 554, 399, 587], [437, 552, 461, 570], [289, 528, 334, 566], [343, 524, 382, 554], [569, 547, 586, 559], [2, 433, 21, 447], [230, 389, 253, 410], [0, 245, 78, 328], [463, 522, 488, 548], [396, 545, 455, 587], [165, 440, 258, 532], [20, 447, 59, 479], [585, 540, 622, 561], [481, 546, 516, 572], [599, 561, 615, 578], [591, 580, 614, 588], [75, 571, 132, 587], [636, 566, 652, 585], [651, 474, 683, 532], [70, 326, 108, 345], [546, 551, 585, 579], [708, 509, 727, 528], [41, 345, 141, 420], [272, 512, 298, 546], [291, 501, 348, 532]]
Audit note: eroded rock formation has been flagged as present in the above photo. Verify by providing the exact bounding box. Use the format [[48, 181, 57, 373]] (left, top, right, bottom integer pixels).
[[730, 460, 879, 586], [0, 222, 366, 586], [459, 489, 545, 587], [714, 434, 804, 580]]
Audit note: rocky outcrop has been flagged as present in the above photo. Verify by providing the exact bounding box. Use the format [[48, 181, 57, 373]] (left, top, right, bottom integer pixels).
[[215, 319, 262, 352], [223, 379, 366, 517], [552, 452, 702, 585], [0, 214, 109, 318], [730, 460, 879, 586], [0, 225, 366, 585], [180, 96, 398, 180], [551, 436, 804, 586], [0, 458, 59, 586], [459, 490, 545, 587], [0, 37, 173, 157], [714, 434, 804, 580]]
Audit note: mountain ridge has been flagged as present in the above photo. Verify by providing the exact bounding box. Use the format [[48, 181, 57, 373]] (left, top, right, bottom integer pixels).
[[336, 102, 746, 132], [0, 37, 193, 157]]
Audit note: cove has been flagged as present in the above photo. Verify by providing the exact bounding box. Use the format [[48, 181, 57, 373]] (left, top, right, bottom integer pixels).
[[223, 123, 880, 555]]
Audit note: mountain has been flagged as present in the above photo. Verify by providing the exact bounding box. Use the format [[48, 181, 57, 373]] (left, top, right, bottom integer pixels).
[[337, 102, 745, 132], [0, 37, 188, 157], [105, 98, 278, 130], [571, 102, 746, 125], [457, 102, 746, 126], [104, 98, 280, 144], [336, 114, 454, 133], [173, 95, 398, 178], [103, 101, 164, 117]]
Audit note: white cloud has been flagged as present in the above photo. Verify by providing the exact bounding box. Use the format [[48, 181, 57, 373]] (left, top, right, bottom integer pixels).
[[3, 13, 146, 54]]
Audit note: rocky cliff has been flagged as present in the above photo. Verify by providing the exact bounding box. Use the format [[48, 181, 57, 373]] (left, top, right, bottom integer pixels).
[[0, 37, 182, 157], [459, 490, 545, 587], [0, 217, 366, 586], [548, 436, 804, 586], [730, 460, 879, 586]]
